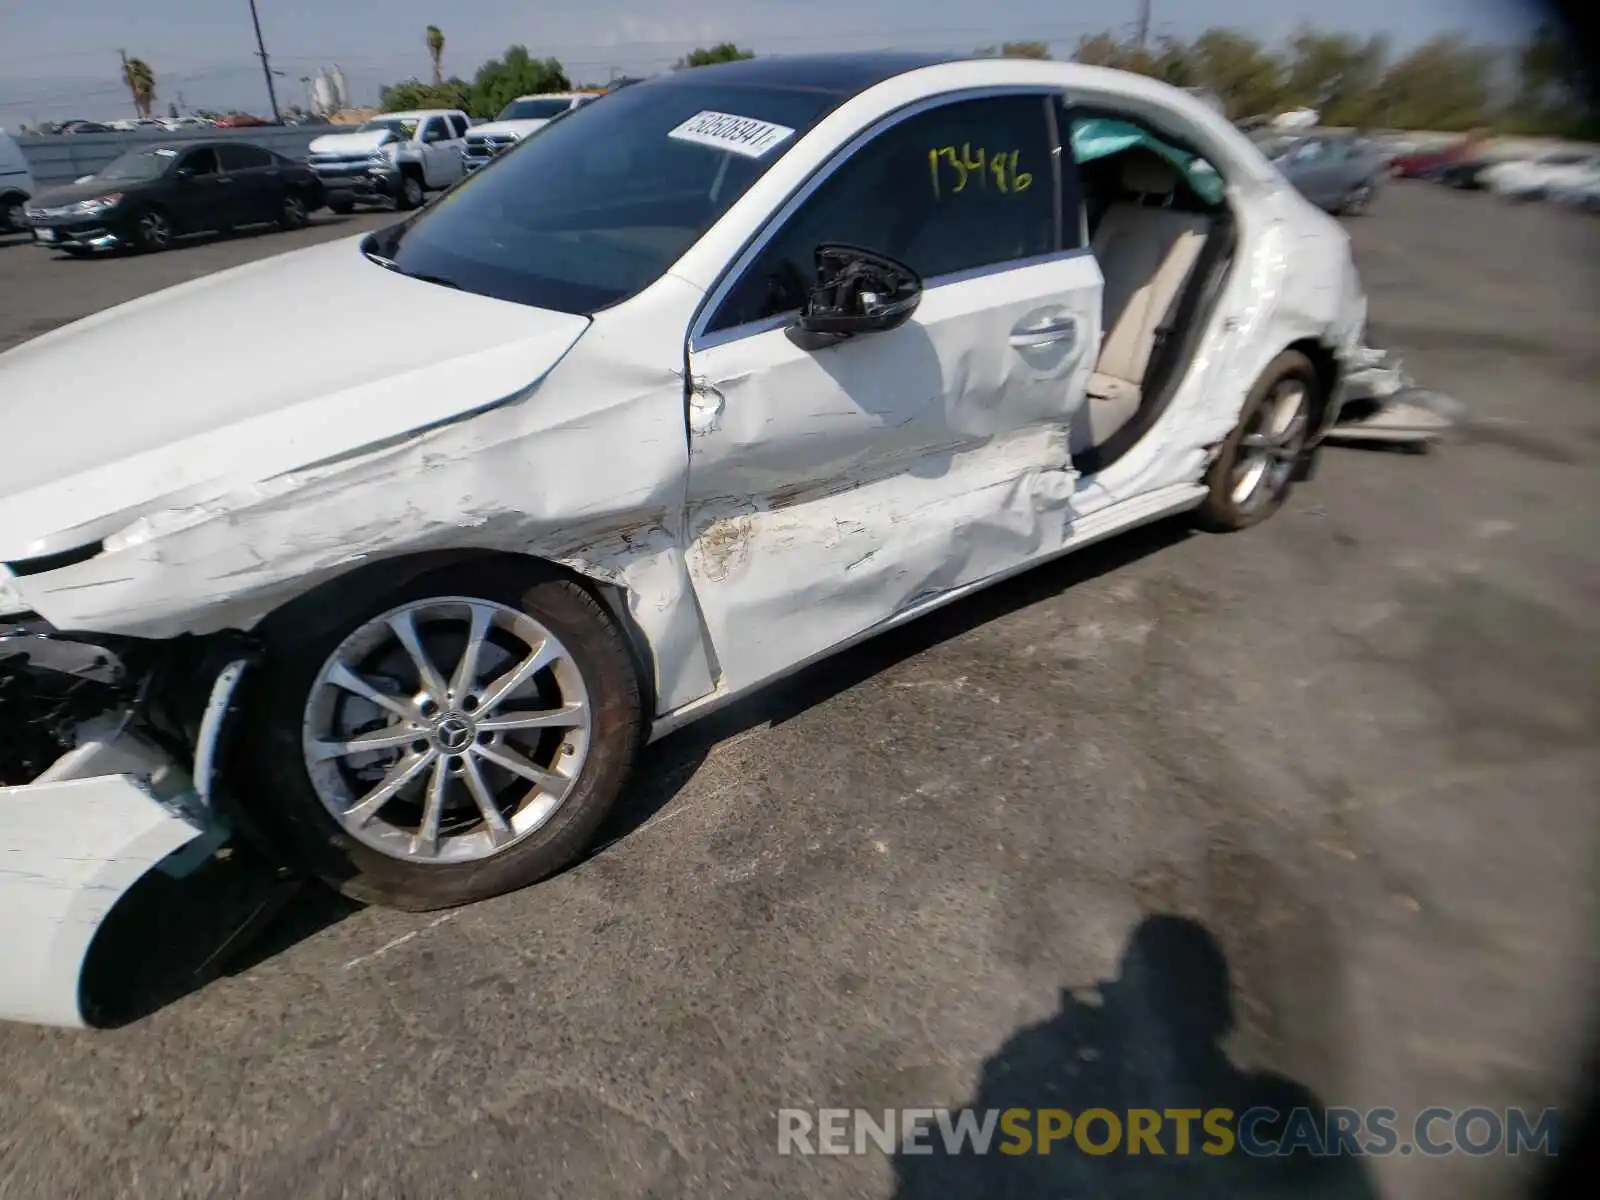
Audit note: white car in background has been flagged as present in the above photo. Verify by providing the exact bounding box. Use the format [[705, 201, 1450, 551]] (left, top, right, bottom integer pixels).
[[460, 92, 598, 172], [1483, 149, 1600, 200], [0, 54, 1456, 1027], [307, 108, 470, 211], [0, 128, 35, 232]]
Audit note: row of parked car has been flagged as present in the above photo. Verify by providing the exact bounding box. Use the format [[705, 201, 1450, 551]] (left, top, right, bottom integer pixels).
[[1392, 138, 1600, 211], [0, 91, 614, 254]]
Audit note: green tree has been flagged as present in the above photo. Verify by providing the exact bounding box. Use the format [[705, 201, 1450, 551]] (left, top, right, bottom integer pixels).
[[469, 46, 571, 117], [379, 77, 472, 112], [675, 43, 754, 69], [1186, 29, 1284, 121], [1281, 28, 1390, 126], [1370, 35, 1495, 131], [974, 41, 1052, 60], [122, 56, 156, 119], [426, 25, 446, 86], [1506, 22, 1598, 136]]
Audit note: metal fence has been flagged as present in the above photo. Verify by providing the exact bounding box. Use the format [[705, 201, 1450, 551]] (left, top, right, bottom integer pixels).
[[16, 127, 332, 187]]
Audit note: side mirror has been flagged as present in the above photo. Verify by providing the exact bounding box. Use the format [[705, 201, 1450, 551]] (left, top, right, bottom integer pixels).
[[789, 244, 921, 349], [175, 167, 196, 181]]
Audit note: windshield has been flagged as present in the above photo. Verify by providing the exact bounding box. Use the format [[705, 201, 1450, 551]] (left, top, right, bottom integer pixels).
[[497, 98, 574, 121], [358, 117, 421, 137], [368, 80, 842, 313], [95, 149, 177, 182]]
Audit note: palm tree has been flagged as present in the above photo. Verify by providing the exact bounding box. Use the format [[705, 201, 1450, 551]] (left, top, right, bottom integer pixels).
[[426, 26, 445, 86], [122, 57, 156, 118]]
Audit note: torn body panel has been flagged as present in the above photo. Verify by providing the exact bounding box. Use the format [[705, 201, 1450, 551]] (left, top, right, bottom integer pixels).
[[0, 727, 206, 1027]]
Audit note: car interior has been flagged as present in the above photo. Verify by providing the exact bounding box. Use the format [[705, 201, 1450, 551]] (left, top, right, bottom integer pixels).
[[1072, 131, 1236, 473]]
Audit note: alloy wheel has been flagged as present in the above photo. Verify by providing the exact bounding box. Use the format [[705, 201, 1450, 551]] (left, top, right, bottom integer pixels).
[[283, 194, 307, 227], [1230, 380, 1309, 511], [139, 211, 171, 249], [402, 177, 423, 208], [301, 597, 593, 864]]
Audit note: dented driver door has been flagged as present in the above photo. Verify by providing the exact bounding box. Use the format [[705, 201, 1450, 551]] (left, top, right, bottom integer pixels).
[[680, 91, 1102, 695]]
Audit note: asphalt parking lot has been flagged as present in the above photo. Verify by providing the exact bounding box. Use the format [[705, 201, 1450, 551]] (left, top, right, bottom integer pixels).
[[1, 187, 1596, 1199]]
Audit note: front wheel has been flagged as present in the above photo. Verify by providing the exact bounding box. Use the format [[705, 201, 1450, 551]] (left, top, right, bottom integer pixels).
[[1195, 350, 1317, 532], [1, 196, 24, 233], [1339, 181, 1376, 215], [328, 197, 355, 215], [232, 562, 644, 910], [133, 208, 172, 252], [278, 191, 309, 230], [396, 173, 425, 210]]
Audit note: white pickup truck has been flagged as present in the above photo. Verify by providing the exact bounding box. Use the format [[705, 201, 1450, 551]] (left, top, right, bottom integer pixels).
[[307, 109, 470, 211], [460, 93, 597, 173]]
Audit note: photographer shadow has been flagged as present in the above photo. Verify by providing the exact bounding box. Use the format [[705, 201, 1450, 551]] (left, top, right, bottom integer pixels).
[[892, 915, 1378, 1200]]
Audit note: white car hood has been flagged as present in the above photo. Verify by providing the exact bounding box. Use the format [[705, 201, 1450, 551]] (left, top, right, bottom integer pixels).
[[308, 129, 396, 155], [470, 118, 550, 138], [0, 237, 589, 562]]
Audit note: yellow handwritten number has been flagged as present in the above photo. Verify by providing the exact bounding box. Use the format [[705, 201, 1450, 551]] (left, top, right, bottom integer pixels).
[[928, 146, 1031, 197]]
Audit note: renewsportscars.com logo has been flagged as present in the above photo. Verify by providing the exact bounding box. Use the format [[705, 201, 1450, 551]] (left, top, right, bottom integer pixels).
[[777, 1106, 1560, 1158]]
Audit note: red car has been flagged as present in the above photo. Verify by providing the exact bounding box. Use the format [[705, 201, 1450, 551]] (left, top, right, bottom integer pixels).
[[1391, 136, 1485, 180], [214, 113, 273, 128]]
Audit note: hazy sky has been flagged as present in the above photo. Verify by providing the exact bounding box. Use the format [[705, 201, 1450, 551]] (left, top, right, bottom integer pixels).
[[0, 0, 1539, 123]]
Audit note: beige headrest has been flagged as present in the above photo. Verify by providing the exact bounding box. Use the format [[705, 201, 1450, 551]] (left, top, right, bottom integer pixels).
[[1121, 153, 1179, 196]]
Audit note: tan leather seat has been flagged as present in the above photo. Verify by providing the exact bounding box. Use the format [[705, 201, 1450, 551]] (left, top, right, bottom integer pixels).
[[1074, 154, 1211, 456]]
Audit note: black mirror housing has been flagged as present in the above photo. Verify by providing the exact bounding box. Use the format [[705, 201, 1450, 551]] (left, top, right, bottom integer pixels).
[[794, 244, 921, 339]]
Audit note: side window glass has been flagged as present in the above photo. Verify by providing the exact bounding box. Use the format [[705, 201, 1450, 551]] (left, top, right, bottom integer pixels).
[[219, 144, 269, 171], [422, 119, 447, 143], [709, 93, 1057, 333], [183, 147, 219, 176], [449, 115, 469, 138]]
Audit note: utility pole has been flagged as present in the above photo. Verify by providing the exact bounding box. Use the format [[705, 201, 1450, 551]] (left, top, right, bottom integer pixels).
[[1134, 0, 1151, 51], [247, 0, 282, 123]]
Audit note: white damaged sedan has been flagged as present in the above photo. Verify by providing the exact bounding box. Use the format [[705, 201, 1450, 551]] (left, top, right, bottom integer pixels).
[[0, 54, 1455, 1025]]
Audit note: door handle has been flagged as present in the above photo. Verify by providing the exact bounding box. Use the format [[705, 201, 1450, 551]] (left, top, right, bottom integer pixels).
[[1009, 317, 1078, 349]]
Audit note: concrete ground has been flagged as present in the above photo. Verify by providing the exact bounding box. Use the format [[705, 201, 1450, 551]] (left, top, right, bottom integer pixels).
[[0, 185, 1595, 1200]]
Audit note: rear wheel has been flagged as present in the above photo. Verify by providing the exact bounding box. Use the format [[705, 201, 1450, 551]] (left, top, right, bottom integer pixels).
[[1195, 350, 1317, 532], [1, 196, 24, 233], [232, 562, 643, 910]]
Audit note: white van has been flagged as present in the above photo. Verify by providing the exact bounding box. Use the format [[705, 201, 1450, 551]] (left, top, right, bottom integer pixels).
[[0, 129, 36, 233]]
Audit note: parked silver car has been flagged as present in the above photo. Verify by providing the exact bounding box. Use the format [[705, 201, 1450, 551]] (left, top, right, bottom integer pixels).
[[1255, 133, 1389, 215]]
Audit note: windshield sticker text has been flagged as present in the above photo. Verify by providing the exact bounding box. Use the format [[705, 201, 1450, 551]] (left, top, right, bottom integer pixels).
[[668, 111, 795, 159], [928, 145, 1033, 198]]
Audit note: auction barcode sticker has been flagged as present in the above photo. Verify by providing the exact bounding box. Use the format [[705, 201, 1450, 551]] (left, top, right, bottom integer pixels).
[[668, 110, 796, 158]]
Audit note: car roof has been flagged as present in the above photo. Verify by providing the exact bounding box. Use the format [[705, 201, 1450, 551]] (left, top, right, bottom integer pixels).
[[643, 52, 965, 97], [375, 109, 464, 119], [510, 93, 586, 101]]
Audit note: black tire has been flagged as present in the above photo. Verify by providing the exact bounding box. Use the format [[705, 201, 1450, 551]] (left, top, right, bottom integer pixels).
[[1, 196, 25, 233], [396, 171, 425, 211], [133, 206, 173, 252], [1195, 350, 1319, 532], [328, 198, 355, 215], [278, 190, 309, 230], [231, 561, 644, 910]]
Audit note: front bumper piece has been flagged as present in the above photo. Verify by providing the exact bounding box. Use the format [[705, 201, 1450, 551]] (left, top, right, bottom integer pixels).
[[1326, 344, 1464, 446], [0, 643, 247, 1027]]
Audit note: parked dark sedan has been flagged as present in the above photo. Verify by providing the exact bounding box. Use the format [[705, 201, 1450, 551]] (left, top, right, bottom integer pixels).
[[24, 141, 324, 254]]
